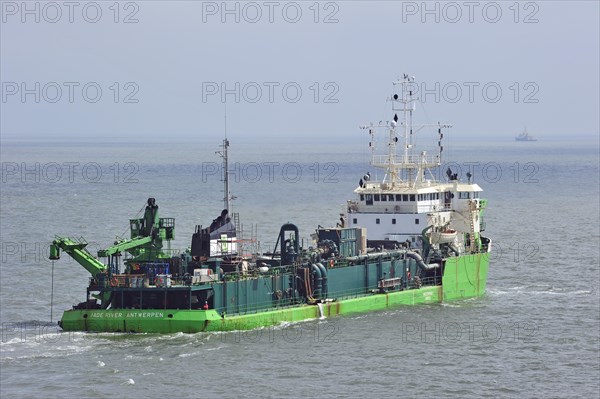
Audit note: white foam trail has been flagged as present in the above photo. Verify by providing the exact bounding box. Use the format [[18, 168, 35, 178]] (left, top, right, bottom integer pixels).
[[317, 303, 325, 319]]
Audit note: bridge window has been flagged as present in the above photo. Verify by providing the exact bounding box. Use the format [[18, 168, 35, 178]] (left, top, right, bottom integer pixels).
[[366, 194, 373, 205], [388, 195, 394, 201], [396, 194, 402, 201], [474, 192, 479, 198], [403, 194, 408, 201], [459, 192, 471, 199], [381, 194, 387, 202], [360, 194, 364, 201], [374, 194, 380, 201], [410, 195, 415, 201]]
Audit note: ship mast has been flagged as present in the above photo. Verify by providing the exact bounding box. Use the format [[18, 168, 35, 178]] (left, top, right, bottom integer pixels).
[[216, 108, 231, 212], [362, 75, 451, 189], [220, 138, 231, 211], [395, 74, 416, 185]]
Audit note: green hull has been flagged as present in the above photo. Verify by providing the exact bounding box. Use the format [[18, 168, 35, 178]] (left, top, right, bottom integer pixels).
[[60, 253, 489, 333]]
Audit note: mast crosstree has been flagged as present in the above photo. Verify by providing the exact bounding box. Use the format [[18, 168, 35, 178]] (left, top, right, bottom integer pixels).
[[361, 75, 451, 189]]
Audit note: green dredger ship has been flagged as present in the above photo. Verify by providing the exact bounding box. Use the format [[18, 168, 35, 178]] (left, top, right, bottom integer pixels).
[[50, 76, 491, 333]]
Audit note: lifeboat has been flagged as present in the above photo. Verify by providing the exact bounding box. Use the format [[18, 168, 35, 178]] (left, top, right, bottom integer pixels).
[[430, 229, 458, 244]]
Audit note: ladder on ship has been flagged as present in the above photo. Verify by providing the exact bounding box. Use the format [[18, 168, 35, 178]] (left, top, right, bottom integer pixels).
[[233, 212, 240, 237], [232, 212, 259, 258], [468, 200, 477, 253]]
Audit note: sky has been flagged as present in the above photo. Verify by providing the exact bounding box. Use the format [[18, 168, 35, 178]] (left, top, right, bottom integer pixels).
[[1, 0, 599, 141]]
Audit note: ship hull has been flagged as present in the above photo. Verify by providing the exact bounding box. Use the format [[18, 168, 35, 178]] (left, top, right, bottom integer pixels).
[[59, 253, 489, 333]]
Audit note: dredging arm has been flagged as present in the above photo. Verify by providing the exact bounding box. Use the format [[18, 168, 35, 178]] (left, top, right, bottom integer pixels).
[[49, 198, 174, 276], [97, 236, 153, 258], [49, 237, 107, 277]]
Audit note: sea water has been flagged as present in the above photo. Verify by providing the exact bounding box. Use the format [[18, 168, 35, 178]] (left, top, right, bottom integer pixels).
[[1, 136, 598, 397]]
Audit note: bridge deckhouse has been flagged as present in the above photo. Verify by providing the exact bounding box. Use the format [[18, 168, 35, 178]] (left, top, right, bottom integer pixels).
[[343, 75, 486, 251], [348, 181, 483, 216]]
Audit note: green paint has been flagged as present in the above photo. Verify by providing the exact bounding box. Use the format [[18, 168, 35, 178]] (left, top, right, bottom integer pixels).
[[59, 253, 489, 333]]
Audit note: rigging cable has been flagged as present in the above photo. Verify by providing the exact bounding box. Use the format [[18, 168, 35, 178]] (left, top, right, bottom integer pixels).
[[50, 259, 55, 323], [119, 202, 147, 240]]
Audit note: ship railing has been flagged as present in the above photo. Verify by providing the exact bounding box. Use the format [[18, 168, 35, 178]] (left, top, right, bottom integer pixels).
[[371, 154, 441, 168], [411, 276, 442, 288], [211, 276, 445, 316], [418, 204, 449, 213], [214, 297, 300, 316], [353, 204, 452, 214]]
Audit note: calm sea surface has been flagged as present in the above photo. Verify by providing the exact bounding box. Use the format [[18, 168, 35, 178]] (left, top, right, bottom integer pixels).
[[1, 136, 599, 398]]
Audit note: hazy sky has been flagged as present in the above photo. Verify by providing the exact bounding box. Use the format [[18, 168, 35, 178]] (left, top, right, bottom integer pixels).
[[1, 1, 598, 141]]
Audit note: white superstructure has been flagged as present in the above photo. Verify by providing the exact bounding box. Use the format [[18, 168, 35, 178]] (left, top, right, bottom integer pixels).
[[344, 76, 486, 254]]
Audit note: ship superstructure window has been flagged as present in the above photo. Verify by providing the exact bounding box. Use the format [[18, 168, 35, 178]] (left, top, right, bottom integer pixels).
[[376, 218, 380, 224], [388, 195, 394, 201], [474, 192, 479, 198], [459, 192, 471, 199], [415, 218, 419, 224], [360, 194, 364, 201], [353, 218, 357, 224], [396, 194, 402, 201], [381, 195, 387, 202], [366, 194, 373, 205], [403, 194, 408, 201], [374, 194, 380, 201], [392, 218, 396, 224], [410, 195, 415, 201]]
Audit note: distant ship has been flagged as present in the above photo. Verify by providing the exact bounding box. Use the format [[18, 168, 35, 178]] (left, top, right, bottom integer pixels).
[[515, 129, 537, 141]]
